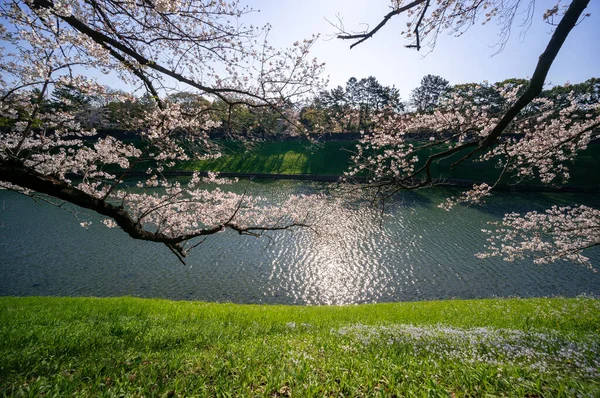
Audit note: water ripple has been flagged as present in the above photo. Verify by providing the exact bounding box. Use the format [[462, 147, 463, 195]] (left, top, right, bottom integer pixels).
[[1, 180, 599, 304]]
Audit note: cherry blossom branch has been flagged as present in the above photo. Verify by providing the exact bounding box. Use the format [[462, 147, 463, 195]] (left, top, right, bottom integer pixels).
[[0, 160, 316, 261], [28, 0, 323, 131], [337, 0, 428, 49], [406, 0, 430, 51], [468, 0, 590, 157], [478, 205, 600, 268], [0, 0, 327, 262]]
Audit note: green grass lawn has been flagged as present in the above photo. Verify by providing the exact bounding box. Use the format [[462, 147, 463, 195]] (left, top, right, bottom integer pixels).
[[180, 141, 354, 176], [1, 296, 599, 396], [179, 139, 600, 188]]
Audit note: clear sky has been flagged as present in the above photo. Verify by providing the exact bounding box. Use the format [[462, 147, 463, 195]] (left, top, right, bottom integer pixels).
[[246, 0, 600, 99], [4, 0, 596, 99]]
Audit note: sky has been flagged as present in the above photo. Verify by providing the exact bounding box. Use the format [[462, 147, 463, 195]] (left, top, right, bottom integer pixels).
[[3, 0, 597, 100], [246, 0, 600, 99]]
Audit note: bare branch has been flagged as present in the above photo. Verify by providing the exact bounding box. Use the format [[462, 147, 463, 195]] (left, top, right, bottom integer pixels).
[[337, 0, 428, 49]]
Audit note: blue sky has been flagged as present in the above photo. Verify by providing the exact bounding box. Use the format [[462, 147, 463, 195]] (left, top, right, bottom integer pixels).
[[3, 0, 596, 100], [247, 0, 600, 99]]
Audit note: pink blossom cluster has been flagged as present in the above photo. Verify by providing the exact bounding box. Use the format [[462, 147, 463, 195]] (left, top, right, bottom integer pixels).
[[477, 205, 600, 268], [346, 80, 600, 265], [0, 0, 326, 259], [439, 183, 493, 211]]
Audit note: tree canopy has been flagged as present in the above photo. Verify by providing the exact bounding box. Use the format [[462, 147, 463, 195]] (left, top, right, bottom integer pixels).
[[410, 74, 449, 113], [300, 76, 403, 133], [1, 0, 599, 267], [0, 0, 326, 262], [338, 0, 600, 267]]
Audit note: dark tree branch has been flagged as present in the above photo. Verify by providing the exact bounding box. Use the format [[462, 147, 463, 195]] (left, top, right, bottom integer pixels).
[[0, 160, 218, 253], [337, 0, 428, 49], [30, 0, 291, 109], [0, 160, 307, 260], [463, 0, 590, 159], [354, 0, 591, 195], [406, 0, 430, 51]]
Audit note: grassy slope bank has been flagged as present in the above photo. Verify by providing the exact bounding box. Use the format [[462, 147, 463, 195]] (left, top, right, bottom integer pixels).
[[180, 140, 600, 188], [1, 296, 599, 396], [181, 141, 353, 176]]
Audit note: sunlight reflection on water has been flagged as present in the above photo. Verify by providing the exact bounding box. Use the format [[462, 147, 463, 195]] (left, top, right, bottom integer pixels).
[[1, 180, 599, 304]]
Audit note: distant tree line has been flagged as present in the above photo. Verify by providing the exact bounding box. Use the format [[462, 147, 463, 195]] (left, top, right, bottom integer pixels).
[[0, 86, 291, 138], [299, 76, 403, 133], [2, 76, 598, 138], [301, 75, 599, 135]]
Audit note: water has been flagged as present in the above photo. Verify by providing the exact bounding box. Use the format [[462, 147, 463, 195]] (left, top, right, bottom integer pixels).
[[1, 180, 599, 304]]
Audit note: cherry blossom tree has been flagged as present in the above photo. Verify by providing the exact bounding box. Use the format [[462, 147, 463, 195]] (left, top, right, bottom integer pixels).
[[0, 0, 326, 262], [338, 0, 600, 267]]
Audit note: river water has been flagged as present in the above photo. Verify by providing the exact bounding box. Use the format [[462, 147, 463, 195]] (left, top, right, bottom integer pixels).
[[1, 180, 599, 304]]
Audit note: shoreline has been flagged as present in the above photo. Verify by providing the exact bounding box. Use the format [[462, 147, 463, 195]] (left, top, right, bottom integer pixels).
[[141, 170, 600, 193]]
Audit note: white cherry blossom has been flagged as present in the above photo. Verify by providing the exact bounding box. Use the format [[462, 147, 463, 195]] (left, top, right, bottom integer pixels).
[[0, 0, 326, 262]]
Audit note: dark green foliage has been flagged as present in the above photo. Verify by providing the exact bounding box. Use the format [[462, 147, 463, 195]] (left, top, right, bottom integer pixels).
[[302, 76, 403, 133], [183, 139, 600, 189], [410, 74, 450, 113]]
